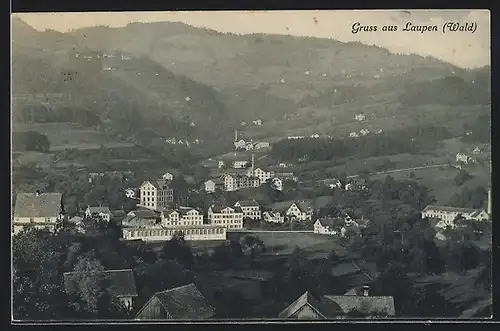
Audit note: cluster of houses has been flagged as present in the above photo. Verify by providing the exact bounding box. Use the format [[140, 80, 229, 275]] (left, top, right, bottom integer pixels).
[[348, 129, 382, 138], [287, 133, 331, 140], [455, 148, 483, 166], [164, 137, 203, 147], [205, 157, 296, 193], [233, 130, 270, 151], [60, 266, 395, 320]]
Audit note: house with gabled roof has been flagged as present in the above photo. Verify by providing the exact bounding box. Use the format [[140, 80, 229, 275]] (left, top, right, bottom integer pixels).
[[204, 178, 224, 193], [13, 191, 64, 235], [85, 206, 112, 223], [314, 217, 345, 235], [208, 205, 244, 229], [422, 205, 490, 229], [234, 200, 261, 220], [263, 211, 285, 223], [135, 283, 215, 320], [279, 286, 395, 319], [286, 200, 314, 221], [63, 269, 138, 310], [161, 206, 204, 227]]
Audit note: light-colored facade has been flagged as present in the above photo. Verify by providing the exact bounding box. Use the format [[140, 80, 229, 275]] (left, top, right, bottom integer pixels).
[[234, 200, 261, 220], [271, 177, 283, 191], [234, 139, 246, 149], [161, 207, 204, 227], [314, 219, 339, 235], [85, 206, 112, 222], [162, 172, 174, 181], [456, 153, 471, 164], [233, 160, 249, 169], [263, 211, 285, 223], [422, 205, 490, 229], [286, 202, 313, 222], [254, 142, 270, 149], [223, 174, 260, 192], [122, 225, 226, 241], [208, 206, 244, 230], [139, 180, 174, 211], [125, 188, 136, 199], [252, 167, 274, 184], [13, 192, 64, 235], [205, 180, 216, 193]]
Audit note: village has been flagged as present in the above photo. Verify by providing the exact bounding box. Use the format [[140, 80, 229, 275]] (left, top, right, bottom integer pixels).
[[12, 124, 492, 320]]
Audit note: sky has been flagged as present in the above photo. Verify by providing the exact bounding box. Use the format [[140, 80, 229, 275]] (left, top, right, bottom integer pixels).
[[14, 10, 490, 69]]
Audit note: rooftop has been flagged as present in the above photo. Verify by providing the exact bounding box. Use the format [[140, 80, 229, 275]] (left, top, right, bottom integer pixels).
[[63, 269, 138, 298], [14, 193, 62, 218], [422, 205, 477, 214], [137, 283, 214, 320], [235, 199, 260, 207]]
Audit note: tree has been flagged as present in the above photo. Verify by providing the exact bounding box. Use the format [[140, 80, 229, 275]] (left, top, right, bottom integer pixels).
[[454, 169, 472, 186], [160, 232, 194, 268], [240, 234, 266, 260]]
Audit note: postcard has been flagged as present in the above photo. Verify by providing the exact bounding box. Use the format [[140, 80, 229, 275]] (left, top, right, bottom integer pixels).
[[11, 10, 491, 322]]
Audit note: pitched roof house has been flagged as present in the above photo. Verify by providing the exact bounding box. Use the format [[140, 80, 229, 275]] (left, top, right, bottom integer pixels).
[[135, 283, 215, 320], [279, 287, 395, 319], [63, 269, 138, 309], [13, 192, 64, 234]]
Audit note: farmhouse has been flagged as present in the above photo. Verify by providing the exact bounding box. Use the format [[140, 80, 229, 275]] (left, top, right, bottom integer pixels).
[[279, 286, 395, 319], [13, 191, 64, 235], [63, 269, 138, 310], [161, 172, 174, 181], [234, 200, 261, 220], [208, 205, 244, 230], [204, 179, 224, 193], [473, 147, 482, 154], [139, 179, 174, 211], [161, 207, 204, 227], [234, 139, 247, 149], [263, 211, 285, 223], [286, 201, 314, 222], [314, 218, 344, 235], [349, 132, 360, 138], [122, 209, 161, 228], [245, 142, 255, 151], [85, 206, 112, 223], [252, 167, 274, 184], [135, 283, 215, 320], [354, 114, 366, 121], [456, 153, 471, 164], [421, 205, 490, 229], [325, 179, 343, 189], [254, 142, 270, 149], [125, 188, 137, 199], [271, 177, 283, 191]]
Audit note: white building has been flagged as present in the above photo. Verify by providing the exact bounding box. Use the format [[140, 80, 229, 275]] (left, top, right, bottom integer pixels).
[[161, 207, 204, 227], [254, 142, 270, 149], [349, 132, 360, 138], [473, 147, 482, 154], [314, 218, 342, 235], [218, 160, 225, 169], [271, 177, 283, 191], [234, 200, 261, 220], [310, 134, 320, 139], [13, 192, 64, 235], [223, 173, 260, 192], [162, 172, 174, 181], [208, 205, 244, 230], [234, 139, 247, 149], [125, 188, 137, 199], [122, 225, 227, 241], [233, 160, 249, 169], [263, 211, 285, 223], [354, 114, 366, 121], [325, 179, 343, 189], [456, 153, 471, 164], [245, 142, 255, 151], [139, 180, 174, 211], [360, 129, 370, 136], [252, 167, 274, 184], [253, 119, 262, 126], [286, 201, 314, 222], [204, 179, 223, 193], [422, 205, 490, 229], [85, 206, 112, 223]]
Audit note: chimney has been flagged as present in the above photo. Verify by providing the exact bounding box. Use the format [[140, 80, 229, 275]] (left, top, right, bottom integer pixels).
[[35, 190, 41, 196], [234, 129, 238, 142], [362, 285, 370, 297], [488, 188, 492, 216]]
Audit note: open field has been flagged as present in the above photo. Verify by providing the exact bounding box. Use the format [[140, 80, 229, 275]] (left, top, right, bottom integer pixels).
[[12, 151, 55, 168], [13, 123, 135, 151], [228, 231, 344, 259]]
